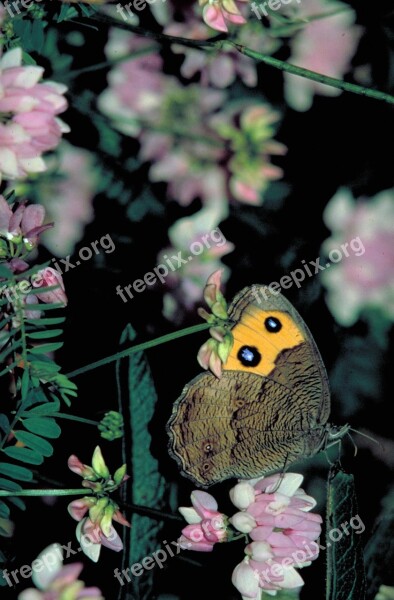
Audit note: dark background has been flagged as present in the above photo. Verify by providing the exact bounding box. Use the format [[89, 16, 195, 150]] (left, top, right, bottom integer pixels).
[[1, 1, 394, 598]]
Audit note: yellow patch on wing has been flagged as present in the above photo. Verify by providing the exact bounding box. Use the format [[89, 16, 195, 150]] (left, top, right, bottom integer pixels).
[[224, 307, 305, 377]]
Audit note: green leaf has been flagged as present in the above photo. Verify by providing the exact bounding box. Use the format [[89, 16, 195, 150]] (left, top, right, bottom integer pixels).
[[0, 477, 22, 491], [22, 418, 61, 439], [326, 465, 366, 600], [22, 302, 64, 311], [28, 329, 63, 340], [57, 4, 78, 22], [0, 340, 21, 363], [8, 496, 25, 511], [27, 317, 65, 326], [21, 368, 30, 402], [117, 324, 170, 600], [3, 446, 43, 466], [31, 19, 46, 53], [0, 501, 10, 518], [22, 399, 60, 415], [0, 462, 33, 482], [23, 386, 48, 410], [0, 416, 10, 435], [14, 431, 53, 457], [0, 265, 13, 278], [28, 342, 63, 355]]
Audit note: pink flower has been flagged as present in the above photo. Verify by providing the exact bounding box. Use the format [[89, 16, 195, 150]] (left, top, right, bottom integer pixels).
[[98, 32, 165, 137], [230, 473, 322, 595], [68, 455, 97, 480], [211, 104, 287, 205], [160, 203, 234, 323], [32, 267, 68, 306], [137, 83, 225, 206], [199, 0, 247, 32], [0, 196, 52, 246], [321, 188, 394, 326], [0, 48, 69, 183], [196, 270, 234, 377], [67, 449, 130, 560], [17, 543, 103, 600], [284, 0, 363, 111], [39, 142, 97, 257], [68, 497, 130, 562], [76, 515, 124, 563], [178, 490, 228, 552], [165, 19, 257, 88], [99, 30, 228, 207]]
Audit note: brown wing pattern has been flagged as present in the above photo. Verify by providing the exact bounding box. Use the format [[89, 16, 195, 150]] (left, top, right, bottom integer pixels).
[[167, 341, 328, 486]]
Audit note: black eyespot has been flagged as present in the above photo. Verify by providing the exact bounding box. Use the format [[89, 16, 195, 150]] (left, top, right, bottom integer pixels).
[[203, 463, 211, 471], [237, 346, 262, 367], [265, 316, 282, 332]]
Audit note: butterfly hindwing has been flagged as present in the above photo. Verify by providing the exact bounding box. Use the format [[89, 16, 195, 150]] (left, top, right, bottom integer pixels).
[[167, 285, 331, 486]]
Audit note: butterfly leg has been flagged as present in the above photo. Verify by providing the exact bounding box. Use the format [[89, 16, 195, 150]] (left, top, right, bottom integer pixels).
[[268, 453, 291, 493]]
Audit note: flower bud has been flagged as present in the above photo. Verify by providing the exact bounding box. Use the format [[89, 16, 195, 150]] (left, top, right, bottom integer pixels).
[[91, 446, 110, 480]]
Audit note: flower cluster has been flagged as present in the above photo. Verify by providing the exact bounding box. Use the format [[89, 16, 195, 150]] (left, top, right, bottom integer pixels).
[[230, 474, 322, 597], [197, 269, 234, 378], [0, 47, 69, 183], [0, 196, 68, 319], [67, 447, 130, 562], [178, 473, 322, 598]]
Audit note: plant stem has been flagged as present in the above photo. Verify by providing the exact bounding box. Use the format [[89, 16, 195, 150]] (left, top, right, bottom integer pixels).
[[66, 322, 211, 379], [60, 45, 158, 79], [0, 488, 92, 497], [231, 43, 394, 105], [50, 413, 99, 426], [86, 11, 394, 106]]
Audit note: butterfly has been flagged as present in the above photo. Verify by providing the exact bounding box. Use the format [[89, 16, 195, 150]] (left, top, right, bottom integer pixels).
[[167, 284, 348, 487]]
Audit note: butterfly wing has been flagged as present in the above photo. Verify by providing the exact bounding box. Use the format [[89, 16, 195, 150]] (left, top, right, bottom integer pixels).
[[167, 285, 331, 486]]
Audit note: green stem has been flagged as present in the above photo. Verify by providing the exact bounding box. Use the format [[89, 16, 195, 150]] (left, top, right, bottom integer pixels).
[[86, 11, 394, 106], [60, 45, 158, 80], [50, 413, 99, 426], [0, 488, 92, 497], [66, 322, 211, 379], [231, 42, 394, 105]]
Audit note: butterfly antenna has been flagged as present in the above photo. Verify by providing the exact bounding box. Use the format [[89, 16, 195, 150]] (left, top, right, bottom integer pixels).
[[346, 431, 358, 457], [349, 428, 383, 451]]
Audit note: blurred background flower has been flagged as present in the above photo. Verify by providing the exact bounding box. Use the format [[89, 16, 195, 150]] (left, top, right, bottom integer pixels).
[[283, 0, 363, 111], [321, 187, 394, 327]]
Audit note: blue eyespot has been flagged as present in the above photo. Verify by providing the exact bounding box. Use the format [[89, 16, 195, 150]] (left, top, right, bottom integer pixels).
[[237, 346, 262, 367], [265, 316, 282, 332]]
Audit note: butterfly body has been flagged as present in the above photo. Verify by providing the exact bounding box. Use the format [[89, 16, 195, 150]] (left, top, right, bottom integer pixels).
[[167, 285, 333, 487]]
